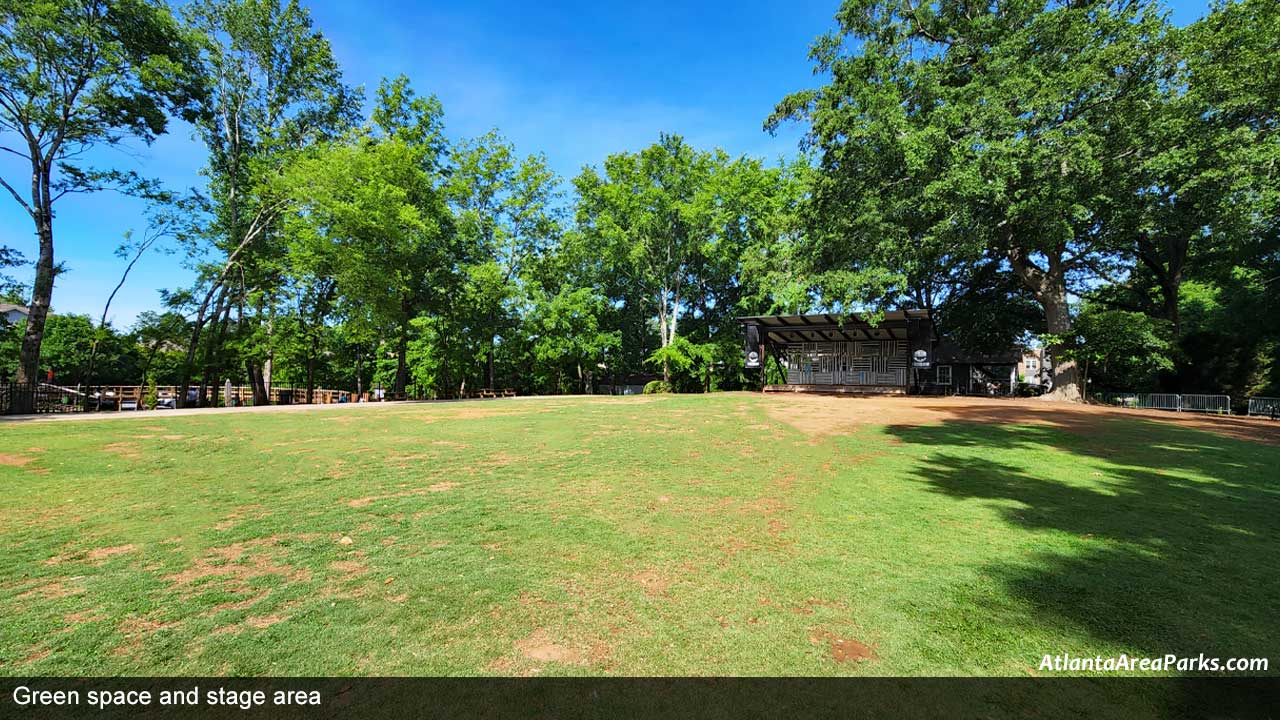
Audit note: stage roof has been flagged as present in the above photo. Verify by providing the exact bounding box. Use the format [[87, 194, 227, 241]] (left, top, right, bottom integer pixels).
[[737, 311, 932, 344]]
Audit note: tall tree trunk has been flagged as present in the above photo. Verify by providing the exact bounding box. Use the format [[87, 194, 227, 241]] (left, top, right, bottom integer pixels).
[[14, 167, 55, 412], [201, 296, 233, 407], [1160, 272, 1182, 339], [247, 294, 269, 405], [658, 298, 671, 384], [246, 361, 262, 405], [187, 288, 225, 407], [1137, 233, 1187, 338], [178, 281, 223, 407], [179, 275, 240, 407], [249, 363, 269, 405], [1007, 239, 1081, 402], [395, 319, 410, 395], [487, 342, 496, 390], [487, 306, 497, 389], [264, 305, 275, 400], [355, 351, 363, 400], [305, 328, 318, 404], [1041, 287, 1082, 402]]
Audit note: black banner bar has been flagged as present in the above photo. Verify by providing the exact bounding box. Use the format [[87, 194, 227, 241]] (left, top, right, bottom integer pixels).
[[2, 678, 1277, 720]]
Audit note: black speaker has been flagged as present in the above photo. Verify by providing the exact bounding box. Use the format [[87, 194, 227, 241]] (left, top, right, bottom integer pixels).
[[907, 318, 932, 369], [744, 324, 761, 368]]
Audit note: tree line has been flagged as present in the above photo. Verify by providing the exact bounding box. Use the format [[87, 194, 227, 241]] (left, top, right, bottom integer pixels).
[[2, 0, 1276, 406]]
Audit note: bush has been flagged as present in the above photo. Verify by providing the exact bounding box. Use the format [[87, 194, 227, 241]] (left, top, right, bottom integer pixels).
[[642, 380, 673, 394], [143, 375, 158, 410]]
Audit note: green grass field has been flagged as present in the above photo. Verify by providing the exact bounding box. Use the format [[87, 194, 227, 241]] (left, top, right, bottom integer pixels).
[[1, 393, 1276, 685]]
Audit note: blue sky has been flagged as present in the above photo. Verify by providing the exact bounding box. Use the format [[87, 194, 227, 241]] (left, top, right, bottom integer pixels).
[[0, 0, 1213, 328]]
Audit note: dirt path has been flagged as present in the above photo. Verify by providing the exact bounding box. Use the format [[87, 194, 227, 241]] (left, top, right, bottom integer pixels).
[[7, 391, 1277, 447], [760, 393, 1280, 447], [0, 398, 502, 424], [0, 393, 646, 424]]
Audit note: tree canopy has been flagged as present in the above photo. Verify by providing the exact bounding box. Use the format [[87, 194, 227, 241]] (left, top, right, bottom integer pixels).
[[3, 0, 1276, 404]]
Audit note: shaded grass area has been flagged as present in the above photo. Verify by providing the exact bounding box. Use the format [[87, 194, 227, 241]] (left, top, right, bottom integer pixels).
[[0, 394, 1275, 695]]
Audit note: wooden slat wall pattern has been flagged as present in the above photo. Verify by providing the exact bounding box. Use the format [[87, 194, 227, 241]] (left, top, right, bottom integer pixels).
[[783, 341, 909, 386]]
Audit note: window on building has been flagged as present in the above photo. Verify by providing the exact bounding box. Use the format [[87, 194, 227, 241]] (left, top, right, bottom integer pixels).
[[936, 365, 952, 385]]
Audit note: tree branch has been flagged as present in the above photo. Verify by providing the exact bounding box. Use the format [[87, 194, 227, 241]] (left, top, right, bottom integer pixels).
[[0, 175, 33, 216]]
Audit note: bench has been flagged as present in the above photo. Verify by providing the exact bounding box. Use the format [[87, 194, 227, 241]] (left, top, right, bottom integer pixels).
[[500, 388, 517, 398], [478, 389, 498, 399]]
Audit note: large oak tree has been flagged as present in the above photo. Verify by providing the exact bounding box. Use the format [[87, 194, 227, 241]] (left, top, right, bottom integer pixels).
[[771, 0, 1173, 400]]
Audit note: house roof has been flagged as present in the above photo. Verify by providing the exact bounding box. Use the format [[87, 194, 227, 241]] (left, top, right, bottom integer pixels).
[[0, 303, 28, 315], [932, 340, 1022, 365]]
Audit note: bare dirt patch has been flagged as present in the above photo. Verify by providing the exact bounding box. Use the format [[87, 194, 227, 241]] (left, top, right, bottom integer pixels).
[[515, 629, 584, 665], [760, 393, 1280, 446], [629, 568, 672, 598], [88, 544, 137, 562], [36, 543, 140, 568], [64, 610, 106, 625], [477, 452, 518, 469], [165, 537, 310, 594], [112, 616, 182, 657], [810, 628, 878, 664], [18, 580, 83, 600], [763, 394, 952, 437], [103, 441, 143, 460], [441, 406, 528, 421], [329, 559, 369, 577], [346, 481, 458, 508], [0, 453, 37, 467], [517, 591, 560, 608]]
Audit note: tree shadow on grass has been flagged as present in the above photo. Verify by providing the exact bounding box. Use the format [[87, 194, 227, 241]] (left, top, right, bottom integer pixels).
[[884, 416, 1280, 673]]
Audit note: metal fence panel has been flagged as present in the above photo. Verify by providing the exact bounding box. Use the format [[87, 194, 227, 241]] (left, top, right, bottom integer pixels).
[[1248, 397, 1280, 417], [1091, 391, 1133, 406], [1180, 394, 1231, 414], [1140, 393, 1184, 411], [1091, 391, 1231, 414]]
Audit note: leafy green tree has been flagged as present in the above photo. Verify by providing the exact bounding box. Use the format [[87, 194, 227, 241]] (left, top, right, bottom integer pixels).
[[645, 335, 718, 393], [528, 286, 619, 393], [734, 157, 816, 317], [176, 0, 358, 405], [6, 313, 139, 386], [0, 0, 200, 398], [448, 131, 562, 389], [1068, 307, 1173, 397], [129, 310, 189, 383], [283, 76, 455, 395], [936, 260, 1044, 354], [574, 135, 726, 384], [771, 0, 1174, 401]]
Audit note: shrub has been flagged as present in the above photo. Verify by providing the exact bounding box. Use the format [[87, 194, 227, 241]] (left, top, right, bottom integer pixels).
[[143, 375, 158, 410], [642, 380, 673, 394]]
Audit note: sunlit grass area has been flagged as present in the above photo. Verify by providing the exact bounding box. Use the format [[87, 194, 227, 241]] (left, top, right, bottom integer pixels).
[[1, 394, 1276, 695]]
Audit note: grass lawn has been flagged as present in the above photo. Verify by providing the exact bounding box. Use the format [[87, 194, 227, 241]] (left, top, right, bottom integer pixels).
[[1, 394, 1276, 687]]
